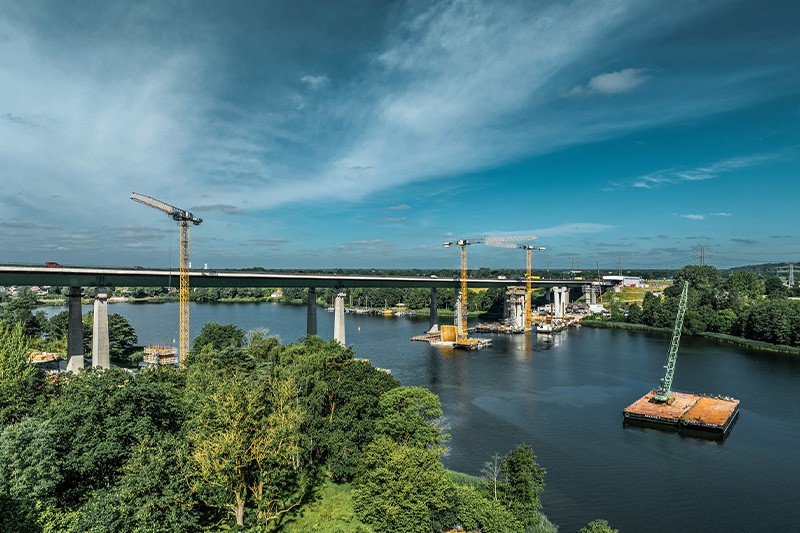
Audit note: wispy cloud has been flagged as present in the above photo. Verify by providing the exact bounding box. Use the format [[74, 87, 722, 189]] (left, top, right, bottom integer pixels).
[[731, 238, 756, 245], [300, 74, 329, 90], [379, 217, 407, 224], [565, 68, 649, 97], [190, 204, 245, 215], [675, 212, 731, 220], [388, 204, 411, 211], [532, 222, 615, 237], [630, 154, 778, 189]]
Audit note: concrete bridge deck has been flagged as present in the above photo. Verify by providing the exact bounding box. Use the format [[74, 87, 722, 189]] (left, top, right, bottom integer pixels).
[[0, 265, 609, 289]]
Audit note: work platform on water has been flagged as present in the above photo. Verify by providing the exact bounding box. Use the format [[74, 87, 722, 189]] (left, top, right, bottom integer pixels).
[[623, 390, 740, 437], [623, 281, 740, 440]]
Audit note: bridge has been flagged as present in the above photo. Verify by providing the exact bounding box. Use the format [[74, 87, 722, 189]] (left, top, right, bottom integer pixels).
[[0, 264, 611, 371]]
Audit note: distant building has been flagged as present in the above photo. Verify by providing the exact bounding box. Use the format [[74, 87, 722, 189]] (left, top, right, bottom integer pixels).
[[603, 275, 643, 289]]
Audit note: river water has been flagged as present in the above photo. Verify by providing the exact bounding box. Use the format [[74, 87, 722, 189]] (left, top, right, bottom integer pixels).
[[43, 302, 800, 532]]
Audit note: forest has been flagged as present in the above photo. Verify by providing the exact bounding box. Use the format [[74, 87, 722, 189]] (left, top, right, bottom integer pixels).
[[595, 265, 800, 349], [0, 314, 623, 532]]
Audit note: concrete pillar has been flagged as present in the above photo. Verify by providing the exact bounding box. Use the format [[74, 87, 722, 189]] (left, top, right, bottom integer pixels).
[[552, 287, 562, 318], [333, 291, 346, 345], [92, 293, 110, 369], [428, 288, 439, 334], [306, 288, 317, 336], [503, 289, 509, 319], [561, 287, 569, 316], [66, 286, 84, 372], [455, 291, 463, 333]]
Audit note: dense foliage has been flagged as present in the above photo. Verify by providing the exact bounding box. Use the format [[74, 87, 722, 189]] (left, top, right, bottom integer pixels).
[[597, 265, 800, 348], [0, 315, 564, 531]]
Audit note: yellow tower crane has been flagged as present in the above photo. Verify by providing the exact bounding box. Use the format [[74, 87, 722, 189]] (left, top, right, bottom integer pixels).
[[130, 192, 202, 364], [485, 243, 545, 331], [443, 235, 537, 340]]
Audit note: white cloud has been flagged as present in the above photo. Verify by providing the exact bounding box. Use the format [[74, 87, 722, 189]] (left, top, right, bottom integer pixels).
[[531, 223, 615, 237], [300, 74, 329, 90], [589, 68, 649, 94], [627, 153, 779, 189], [676, 212, 732, 220]]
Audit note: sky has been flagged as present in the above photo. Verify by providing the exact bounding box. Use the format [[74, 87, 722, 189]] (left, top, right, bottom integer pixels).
[[1, 0, 799, 271]]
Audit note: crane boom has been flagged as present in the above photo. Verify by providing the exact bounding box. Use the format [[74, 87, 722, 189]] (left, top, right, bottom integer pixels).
[[654, 280, 689, 402], [444, 235, 537, 340], [130, 192, 202, 365]]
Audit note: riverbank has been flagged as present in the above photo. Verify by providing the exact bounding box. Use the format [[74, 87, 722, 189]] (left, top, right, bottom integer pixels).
[[582, 319, 800, 355]]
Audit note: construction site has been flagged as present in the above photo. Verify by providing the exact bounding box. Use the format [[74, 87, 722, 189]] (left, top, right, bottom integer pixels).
[[622, 281, 740, 438]]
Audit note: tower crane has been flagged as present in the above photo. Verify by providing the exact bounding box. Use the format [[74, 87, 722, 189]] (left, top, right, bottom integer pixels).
[[130, 192, 202, 364], [653, 280, 689, 402], [485, 243, 545, 331], [443, 235, 537, 340]]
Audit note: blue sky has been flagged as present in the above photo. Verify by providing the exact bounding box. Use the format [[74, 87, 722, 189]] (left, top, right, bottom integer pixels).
[[1, 0, 798, 271]]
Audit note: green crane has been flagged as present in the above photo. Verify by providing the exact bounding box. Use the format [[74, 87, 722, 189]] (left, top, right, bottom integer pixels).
[[653, 280, 689, 402]]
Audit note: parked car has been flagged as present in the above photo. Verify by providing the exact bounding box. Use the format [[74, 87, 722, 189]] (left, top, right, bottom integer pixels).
[[44, 261, 62, 267]]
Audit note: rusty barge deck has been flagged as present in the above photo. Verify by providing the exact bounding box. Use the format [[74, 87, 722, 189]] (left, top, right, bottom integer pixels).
[[623, 390, 739, 437]]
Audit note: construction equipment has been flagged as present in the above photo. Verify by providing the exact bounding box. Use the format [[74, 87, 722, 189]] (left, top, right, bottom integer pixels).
[[484, 243, 545, 331], [131, 192, 202, 364], [443, 235, 537, 340], [654, 280, 689, 402]]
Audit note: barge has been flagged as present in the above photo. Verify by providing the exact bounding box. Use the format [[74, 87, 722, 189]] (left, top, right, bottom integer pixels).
[[623, 390, 739, 436]]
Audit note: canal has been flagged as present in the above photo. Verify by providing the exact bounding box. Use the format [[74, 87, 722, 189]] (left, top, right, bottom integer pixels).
[[43, 301, 800, 532]]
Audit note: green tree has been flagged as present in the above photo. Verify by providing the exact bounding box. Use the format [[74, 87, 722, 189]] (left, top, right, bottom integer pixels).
[[190, 323, 245, 356], [452, 484, 521, 533], [725, 271, 764, 308], [187, 375, 309, 529], [0, 289, 46, 338], [499, 444, 546, 527], [580, 518, 618, 533], [0, 323, 45, 427], [353, 435, 452, 533], [376, 386, 446, 447], [764, 276, 787, 298]]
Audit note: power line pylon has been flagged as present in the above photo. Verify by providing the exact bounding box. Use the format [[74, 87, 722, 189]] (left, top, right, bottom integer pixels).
[[131, 192, 203, 365]]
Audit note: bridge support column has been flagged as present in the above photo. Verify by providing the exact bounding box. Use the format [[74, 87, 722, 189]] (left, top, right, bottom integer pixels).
[[306, 288, 317, 336], [428, 288, 439, 333], [333, 290, 346, 345], [455, 291, 463, 334], [552, 287, 562, 318], [66, 286, 84, 372], [92, 293, 110, 369], [561, 287, 569, 316]]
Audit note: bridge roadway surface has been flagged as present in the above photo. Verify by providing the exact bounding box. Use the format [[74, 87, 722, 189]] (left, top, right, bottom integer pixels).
[[0, 265, 608, 289]]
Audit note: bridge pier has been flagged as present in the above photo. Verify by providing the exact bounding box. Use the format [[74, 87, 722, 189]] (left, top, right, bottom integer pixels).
[[333, 290, 346, 345], [428, 288, 439, 333], [92, 292, 110, 369], [66, 286, 84, 372], [306, 287, 317, 336], [455, 290, 463, 335]]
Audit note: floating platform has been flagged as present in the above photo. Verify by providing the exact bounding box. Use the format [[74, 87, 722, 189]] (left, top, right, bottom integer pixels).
[[453, 338, 492, 350], [623, 390, 739, 438]]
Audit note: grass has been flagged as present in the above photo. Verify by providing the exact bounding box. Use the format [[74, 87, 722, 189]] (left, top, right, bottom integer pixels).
[[280, 482, 374, 533]]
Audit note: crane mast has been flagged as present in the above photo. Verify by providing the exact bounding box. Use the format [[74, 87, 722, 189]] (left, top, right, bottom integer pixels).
[[131, 192, 202, 365], [654, 280, 689, 402]]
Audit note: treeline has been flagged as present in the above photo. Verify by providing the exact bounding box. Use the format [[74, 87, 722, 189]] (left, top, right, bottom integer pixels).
[[192, 286, 510, 314], [0, 321, 572, 532], [599, 265, 800, 348]]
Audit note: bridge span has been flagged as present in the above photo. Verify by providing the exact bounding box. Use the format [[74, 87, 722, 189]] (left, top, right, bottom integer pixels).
[[0, 264, 611, 372], [0, 265, 606, 290]]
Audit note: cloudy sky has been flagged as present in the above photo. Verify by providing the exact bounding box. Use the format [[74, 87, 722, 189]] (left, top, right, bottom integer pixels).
[[2, 0, 798, 271]]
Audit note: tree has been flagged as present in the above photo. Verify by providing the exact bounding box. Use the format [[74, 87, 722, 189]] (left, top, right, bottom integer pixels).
[[190, 323, 245, 356], [187, 375, 310, 528], [0, 323, 45, 427], [0, 289, 46, 338], [376, 386, 446, 447], [499, 444, 546, 527], [580, 518, 618, 533], [725, 271, 764, 308], [353, 435, 452, 533], [764, 276, 787, 298], [452, 484, 521, 533]]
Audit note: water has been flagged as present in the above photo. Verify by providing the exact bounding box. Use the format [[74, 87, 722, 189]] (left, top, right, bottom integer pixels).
[[42, 302, 800, 532]]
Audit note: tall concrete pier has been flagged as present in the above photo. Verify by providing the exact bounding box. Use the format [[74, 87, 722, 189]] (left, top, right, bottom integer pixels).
[[91, 293, 110, 369], [333, 290, 346, 344], [66, 286, 84, 372], [306, 287, 317, 336], [428, 288, 439, 333]]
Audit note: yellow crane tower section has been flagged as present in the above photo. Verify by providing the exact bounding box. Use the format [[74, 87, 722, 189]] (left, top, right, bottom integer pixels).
[[485, 242, 545, 331], [130, 192, 202, 365], [444, 235, 537, 340]]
